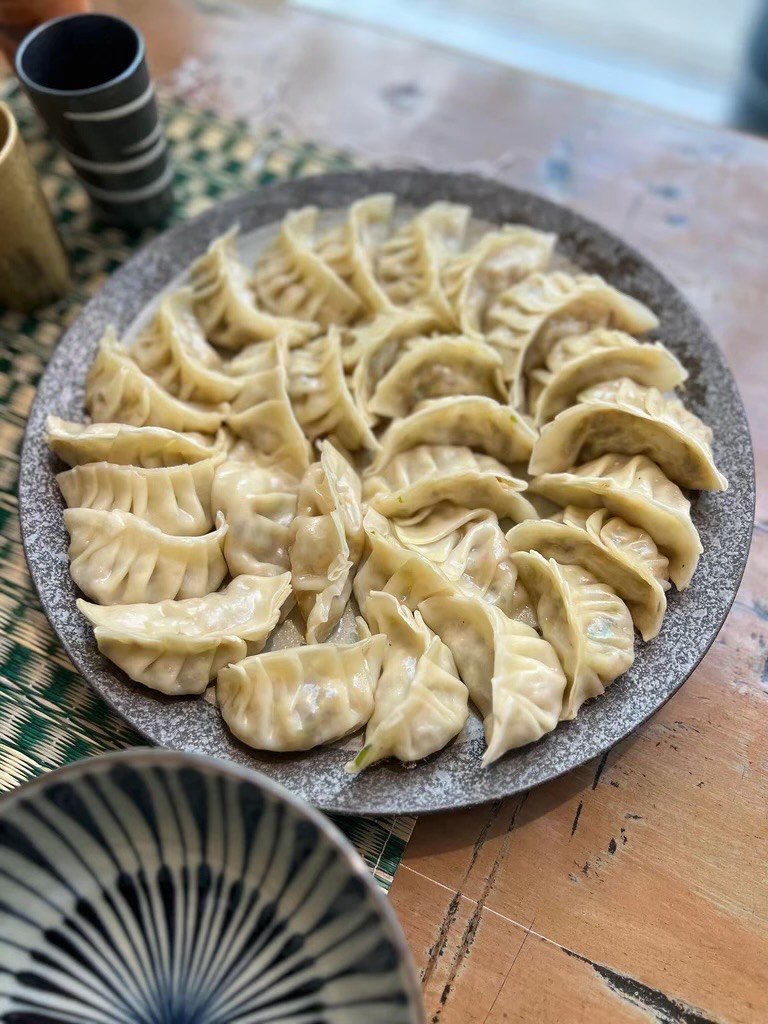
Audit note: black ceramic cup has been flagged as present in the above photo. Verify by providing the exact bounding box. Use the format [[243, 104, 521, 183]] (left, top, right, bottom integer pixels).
[[15, 12, 173, 229]]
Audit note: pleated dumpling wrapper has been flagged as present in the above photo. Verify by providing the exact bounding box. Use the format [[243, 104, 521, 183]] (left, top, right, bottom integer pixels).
[[77, 573, 292, 696], [346, 592, 468, 773], [217, 635, 387, 752], [512, 551, 635, 719], [420, 593, 567, 765]]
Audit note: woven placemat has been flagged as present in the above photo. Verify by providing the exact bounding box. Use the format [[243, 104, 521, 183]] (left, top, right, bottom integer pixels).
[[0, 79, 414, 891]]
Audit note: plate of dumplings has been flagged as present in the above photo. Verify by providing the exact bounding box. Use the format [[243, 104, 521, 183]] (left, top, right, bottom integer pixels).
[[19, 170, 754, 815]]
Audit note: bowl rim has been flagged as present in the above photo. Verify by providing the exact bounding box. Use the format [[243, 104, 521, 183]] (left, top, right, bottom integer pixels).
[[0, 747, 427, 1023]]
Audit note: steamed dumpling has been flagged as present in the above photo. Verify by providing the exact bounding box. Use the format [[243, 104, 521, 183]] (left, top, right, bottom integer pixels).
[[345, 592, 468, 772], [354, 507, 521, 616], [486, 272, 659, 401], [86, 328, 226, 434], [420, 593, 567, 764], [56, 455, 222, 536], [315, 194, 395, 313], [363, 444, 537, 523], [353, 508, 453, 614], [528, 377, 728, 491], [531, 453, 702, 589], [440, 225, 556, 335], [368, 336, 508, 419], [77, 573, 292, 695], [512, 550, 635, 718], [46, 416, 227, 468], [212, 456, 300, 578], [368, 396, 537, 474], [64, 508, 228, 605], [189, 225, 317, 348], [253, 207, 363, 327], [131, 290, 242, 403], [226, 340, 312, 474], [507, 505, 669, 640], [289, 441, 364, 643], [375, 202, 470, 326], [287, 328, 378, 451], [217, 635, 387, 751], [349, 312, 440, 420], [529, 329, 687, 424]]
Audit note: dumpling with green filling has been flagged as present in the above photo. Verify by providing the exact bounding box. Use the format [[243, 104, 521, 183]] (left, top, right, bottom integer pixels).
[[512, 550, 635, 719], [420, 593, 567, 764], [346, 592, 468, 773], [530, 453, 702, 589]]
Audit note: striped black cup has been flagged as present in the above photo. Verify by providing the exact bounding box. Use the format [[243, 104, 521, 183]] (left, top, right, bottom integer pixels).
[[16, 13, 173, 229]]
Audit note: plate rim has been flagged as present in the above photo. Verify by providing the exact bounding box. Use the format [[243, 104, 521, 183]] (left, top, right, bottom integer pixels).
[[18, 168, 756, 817]]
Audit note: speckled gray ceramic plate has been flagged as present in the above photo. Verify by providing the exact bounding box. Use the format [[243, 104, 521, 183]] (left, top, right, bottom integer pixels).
[[19, 170, 755, 817]]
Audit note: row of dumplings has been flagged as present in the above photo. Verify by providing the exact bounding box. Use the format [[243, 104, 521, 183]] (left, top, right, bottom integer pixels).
[[46, 196, 727, 771]]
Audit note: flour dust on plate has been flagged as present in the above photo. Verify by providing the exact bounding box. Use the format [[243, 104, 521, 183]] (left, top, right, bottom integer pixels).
[[19, 170, 754, 815]]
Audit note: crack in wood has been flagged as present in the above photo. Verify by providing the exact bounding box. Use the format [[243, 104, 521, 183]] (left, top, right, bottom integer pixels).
[[592, 749, 611, 789], [570, 799, 584, 838], [431, 793, 529, 1020], [562, 946, 725, 1023], [421, 799, 504, 989]]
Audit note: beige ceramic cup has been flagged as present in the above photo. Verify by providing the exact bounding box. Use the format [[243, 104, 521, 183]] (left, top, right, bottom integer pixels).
[[0, 100, 70, 311]]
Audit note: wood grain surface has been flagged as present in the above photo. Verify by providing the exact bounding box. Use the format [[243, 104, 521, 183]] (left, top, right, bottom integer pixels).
[[38, 1, 768, 1019]]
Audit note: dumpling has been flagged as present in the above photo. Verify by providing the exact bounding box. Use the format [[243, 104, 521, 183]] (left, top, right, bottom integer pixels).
[[363, 444, 538, 523], [353, 509, 454, 613], [226, 341, 312, 474], [253, 207, 363, 327], [56, 455, 222, 536], [440, 226, 556, 335], [188, 226, 316, 349], [212, 456, 301, 577], [64, 508, 228, 605], [131, 290, 242, 404], [388, 503, 524, 614], [289, 441, 364, 643], [506, 506, 669, 640], [345, 592, 468, 773], [46, 416, 226, 468], [315, 194, 395, 313], [354, 508, 520, 616], [217, 635, 387, 751], [341, 307, 438, 372], [529, 329, 688, 424], [77, 573, 292, 695], [349, 312, 439, 422], [86, 328, 225, 435], [528, 377, 728, 491], [375, 202, 470, 326], [420, 593, 567, 764], [486, 272, 659, 396], [391, 503, 489, 562], [367, 396, 537, 474], [511, 551, 635, 719], [367, 336, 508, 419], [287, 328, 378, 452], [530, 454, 702, 589]]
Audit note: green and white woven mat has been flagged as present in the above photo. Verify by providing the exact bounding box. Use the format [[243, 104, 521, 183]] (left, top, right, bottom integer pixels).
[[0, 79, 413, 891]]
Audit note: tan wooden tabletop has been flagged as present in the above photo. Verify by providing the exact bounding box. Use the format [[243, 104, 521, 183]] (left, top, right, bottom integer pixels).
[[29, 1, 768, 1019]]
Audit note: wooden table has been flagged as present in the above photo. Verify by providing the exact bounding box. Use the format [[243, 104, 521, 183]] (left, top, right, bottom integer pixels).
[[29, 1, 768, 1019]]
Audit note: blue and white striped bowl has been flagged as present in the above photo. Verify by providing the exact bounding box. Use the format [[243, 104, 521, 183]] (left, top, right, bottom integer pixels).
[[0, 750, 424, 1023]]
